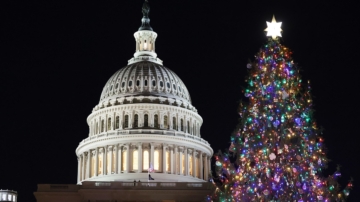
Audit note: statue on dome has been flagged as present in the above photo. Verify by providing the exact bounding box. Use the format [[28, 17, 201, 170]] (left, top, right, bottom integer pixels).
[[142, 0, 150, 18]]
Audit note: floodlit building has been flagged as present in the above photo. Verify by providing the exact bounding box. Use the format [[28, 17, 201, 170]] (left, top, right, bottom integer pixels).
[[0, 190, 17, 202], [34, 1, 214, 201]]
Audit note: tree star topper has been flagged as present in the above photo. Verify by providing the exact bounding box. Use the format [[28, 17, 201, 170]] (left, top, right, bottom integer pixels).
[[265, 15, 282, 39]]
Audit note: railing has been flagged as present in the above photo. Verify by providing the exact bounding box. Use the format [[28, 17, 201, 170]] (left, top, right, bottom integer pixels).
[[80, 129, 210, 146]]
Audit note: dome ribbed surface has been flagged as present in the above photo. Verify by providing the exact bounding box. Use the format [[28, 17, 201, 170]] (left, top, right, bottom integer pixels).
[[100, 61, 191, 104]]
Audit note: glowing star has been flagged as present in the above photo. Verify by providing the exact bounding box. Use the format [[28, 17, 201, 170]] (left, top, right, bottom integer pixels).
[[265, 15, 282, 39]]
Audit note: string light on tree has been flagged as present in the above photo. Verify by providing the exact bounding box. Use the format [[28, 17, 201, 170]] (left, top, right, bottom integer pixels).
[[209, 17, 352, 202]]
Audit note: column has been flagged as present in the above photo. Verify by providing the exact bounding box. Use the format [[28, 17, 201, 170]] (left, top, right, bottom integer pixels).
[[150, 143, 154, 169], [114, 145, 118, 174], [162, 144, 167, 173], [95, 149, 99, 176], [77, 156, 81, 182], [192, 149, 196, 178], [126, 144, 130, 172], [199, 152, 203, 180], [103, 147, 107, 175], [138, 143, 142, 173], [170, 146, 174, 174], [109, 146, 113, 174], [208, 156, 211, 179], [179, 147, 183, 175], [86, 150, 91, 179], [184, 148, 188, 176], [82, 153, 86, 180], [174, 146, 178, 174], [117, 145, 122, 174], [204, 155, 208, 181]]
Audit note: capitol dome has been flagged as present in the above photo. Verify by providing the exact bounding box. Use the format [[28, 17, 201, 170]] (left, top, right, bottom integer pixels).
[[98, 61, 194, 111], [75, 0, 213, 183]]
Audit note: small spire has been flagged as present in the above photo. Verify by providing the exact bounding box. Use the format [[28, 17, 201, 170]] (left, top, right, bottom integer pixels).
[[139, 0, 153, 31]]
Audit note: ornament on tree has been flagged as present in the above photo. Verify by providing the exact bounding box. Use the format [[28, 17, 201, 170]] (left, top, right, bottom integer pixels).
[[269, 153, 276, 160]]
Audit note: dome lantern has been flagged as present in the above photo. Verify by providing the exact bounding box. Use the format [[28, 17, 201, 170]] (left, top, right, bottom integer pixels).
[[129, 0, 162, 65]]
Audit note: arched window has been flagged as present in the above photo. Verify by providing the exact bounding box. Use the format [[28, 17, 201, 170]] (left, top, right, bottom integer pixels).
[[180, 119, 184, 131], [133, 150, 138, 170], [164, 115, 168, 129], [187, 121, 190, 133], [173, 117, 177, 130], [107, 118, 111, 130], [144, 80, 148, 86], [122, 150, 127, 172], [134, 114, 138, 128], [124, 115, 129, 128], [160, 81, 164, 87], [101, 120, 105, 133], [152, 80, 156, 86], [154, 150, 160, 171], [143, 150, 149, 170], [154, 114, 158, 128], [115, 116, 119, 129], [136, 80, 140, 86], [144, 114, 148, 127], [193, 123, 196, 135], [129, 80, 133, 87]]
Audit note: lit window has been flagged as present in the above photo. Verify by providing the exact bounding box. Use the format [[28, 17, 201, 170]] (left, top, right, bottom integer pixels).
[[144, 114, 148, 127], [154, 114, 158, 128], [98, 153, 103, 175], [166, 151, 170, 172], [133, 150, 138, 170], [154, 150, 160, 170], [189, 155, 193, 175], [143, 150, 149, 170], [124, 115, 129, 128], [122, 150, 127, 171], [91, 153, 95, 177]]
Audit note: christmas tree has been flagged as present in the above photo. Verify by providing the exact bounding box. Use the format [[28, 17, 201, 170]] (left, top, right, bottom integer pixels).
[[210, 16, 352, 202]]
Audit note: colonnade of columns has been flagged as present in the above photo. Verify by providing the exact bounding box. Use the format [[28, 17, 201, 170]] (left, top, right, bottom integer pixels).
[[77, 143, 211, 183]]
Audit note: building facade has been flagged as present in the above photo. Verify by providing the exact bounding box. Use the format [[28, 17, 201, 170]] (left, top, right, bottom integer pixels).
[[35, 1, 214, 201]]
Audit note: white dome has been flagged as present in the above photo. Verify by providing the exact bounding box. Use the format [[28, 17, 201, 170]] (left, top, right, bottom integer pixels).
[[99, 61, 192, 106]]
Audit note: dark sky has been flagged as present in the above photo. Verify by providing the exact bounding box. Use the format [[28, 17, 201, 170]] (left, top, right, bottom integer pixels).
[[0, 1, 359, 201]]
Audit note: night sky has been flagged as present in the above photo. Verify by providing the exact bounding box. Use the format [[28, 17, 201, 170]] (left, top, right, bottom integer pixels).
[[1, 1, 359, 201]]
